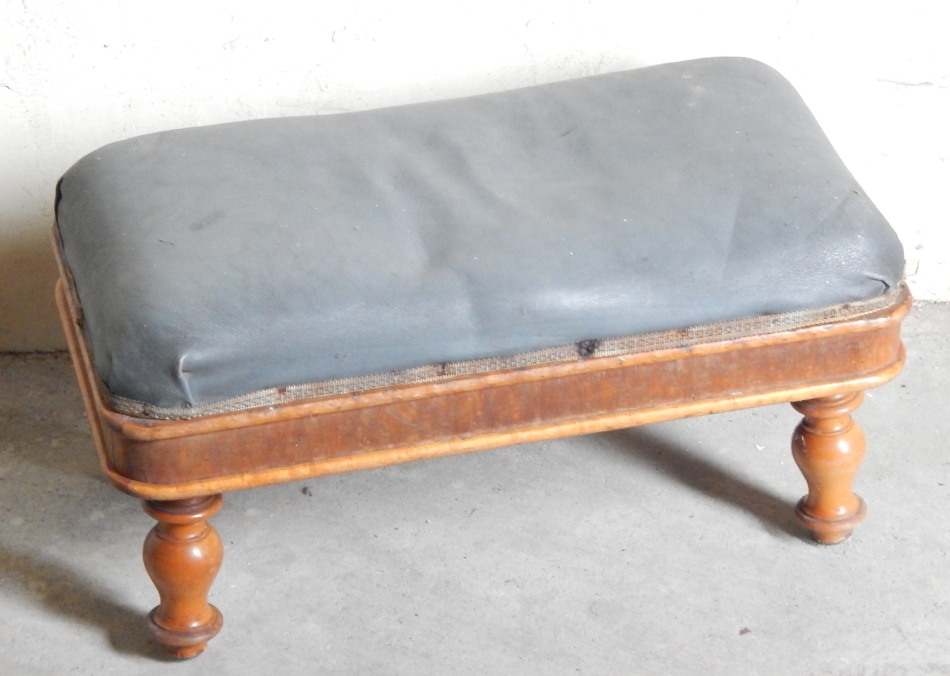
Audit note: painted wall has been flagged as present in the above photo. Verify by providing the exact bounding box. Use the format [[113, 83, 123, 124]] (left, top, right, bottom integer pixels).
[[2, 1, 948, 350]]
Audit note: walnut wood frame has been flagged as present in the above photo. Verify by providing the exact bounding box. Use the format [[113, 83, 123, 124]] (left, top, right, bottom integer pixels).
[[54, 268, 910, 658]]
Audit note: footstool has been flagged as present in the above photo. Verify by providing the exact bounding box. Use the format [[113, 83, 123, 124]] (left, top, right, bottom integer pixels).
[[53, 57, 909, 658]]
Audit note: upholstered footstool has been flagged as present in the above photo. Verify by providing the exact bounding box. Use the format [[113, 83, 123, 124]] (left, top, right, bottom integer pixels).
[[53, 57, 908, 658]]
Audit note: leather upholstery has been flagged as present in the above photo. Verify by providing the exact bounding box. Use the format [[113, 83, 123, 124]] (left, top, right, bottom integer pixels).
[[55, 57, 905, 411]]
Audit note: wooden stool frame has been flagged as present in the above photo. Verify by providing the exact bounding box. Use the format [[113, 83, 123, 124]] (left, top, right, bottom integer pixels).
[[54, 246, 910, 657]]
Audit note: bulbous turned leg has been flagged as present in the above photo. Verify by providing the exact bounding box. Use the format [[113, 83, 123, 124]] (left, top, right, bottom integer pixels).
[[791, 393, 867, 545], [142, 494, 224, 659]]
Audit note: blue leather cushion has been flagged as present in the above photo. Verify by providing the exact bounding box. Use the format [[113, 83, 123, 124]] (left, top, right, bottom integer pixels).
[[55, 57, 904, 411]]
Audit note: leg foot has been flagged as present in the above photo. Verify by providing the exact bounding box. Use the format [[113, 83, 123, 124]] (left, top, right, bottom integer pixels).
[[142, 495, 224, 658], [791, 393, 867, 544]]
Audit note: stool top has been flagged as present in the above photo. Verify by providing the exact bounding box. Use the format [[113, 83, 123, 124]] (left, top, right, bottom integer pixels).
[[55, 57, 904, 416]]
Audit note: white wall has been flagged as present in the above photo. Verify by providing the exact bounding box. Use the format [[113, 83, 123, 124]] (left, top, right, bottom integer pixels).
[[2, 0, 948, 350]]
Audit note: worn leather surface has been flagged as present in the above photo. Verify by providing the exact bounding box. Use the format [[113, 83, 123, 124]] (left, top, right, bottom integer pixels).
[[55, 57, 905, 410]]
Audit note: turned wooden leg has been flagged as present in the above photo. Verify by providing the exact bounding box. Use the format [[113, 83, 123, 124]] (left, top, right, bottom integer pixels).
[[142, 495, 224, 658], [791, 393, 867, 545]]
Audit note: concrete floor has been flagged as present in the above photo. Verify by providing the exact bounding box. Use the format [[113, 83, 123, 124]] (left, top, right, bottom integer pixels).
[[1, 303, 948, 675]]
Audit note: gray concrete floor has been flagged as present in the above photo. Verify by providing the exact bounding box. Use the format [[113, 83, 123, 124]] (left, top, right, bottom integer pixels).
[[1, 303, 948, 675]]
